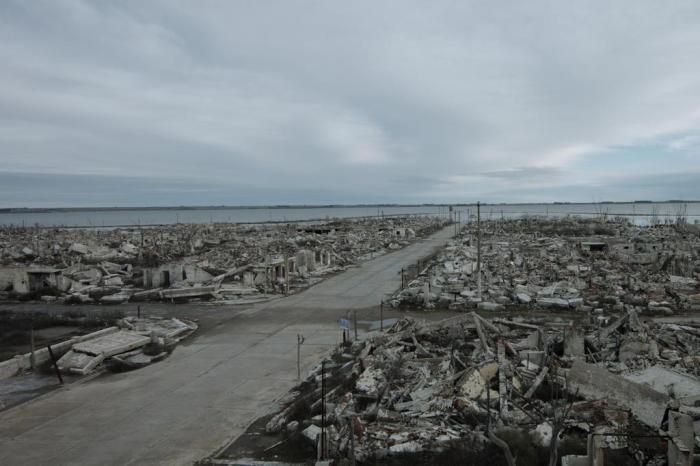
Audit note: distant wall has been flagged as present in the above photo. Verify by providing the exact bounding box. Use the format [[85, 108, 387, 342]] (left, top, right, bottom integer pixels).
[[0, 268, 29, 294], [143, 263, 213, 288]]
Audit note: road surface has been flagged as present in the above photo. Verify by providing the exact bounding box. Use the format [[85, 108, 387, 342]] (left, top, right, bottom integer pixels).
[[0, 226, 454, 465]]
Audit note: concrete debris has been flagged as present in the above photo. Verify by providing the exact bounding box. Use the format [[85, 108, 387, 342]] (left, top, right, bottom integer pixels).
[[390, 216, 700, 316], [70, 331, 151, 358], [266, 308, 700, 464], [0, 314, 196, 382], [0, 216, 447, 304]]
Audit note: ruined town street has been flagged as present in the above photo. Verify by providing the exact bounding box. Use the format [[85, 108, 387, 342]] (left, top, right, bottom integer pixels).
[[0, 226, 455, 466]]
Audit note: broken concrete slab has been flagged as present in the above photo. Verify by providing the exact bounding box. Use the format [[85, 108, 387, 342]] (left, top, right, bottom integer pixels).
[[57, 350, 105, 375], [567, 359, 669, 427], [72, 331, 151, 358]]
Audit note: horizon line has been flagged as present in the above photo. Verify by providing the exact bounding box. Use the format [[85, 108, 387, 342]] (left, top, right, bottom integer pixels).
[[1, 199, 699, 213]]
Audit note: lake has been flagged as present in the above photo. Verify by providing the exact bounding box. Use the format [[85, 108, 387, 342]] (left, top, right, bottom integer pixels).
[[0, 203, 698, 227]]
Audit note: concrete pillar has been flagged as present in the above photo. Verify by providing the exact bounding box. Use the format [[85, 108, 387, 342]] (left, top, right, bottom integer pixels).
[[668, 412, 694, 466]]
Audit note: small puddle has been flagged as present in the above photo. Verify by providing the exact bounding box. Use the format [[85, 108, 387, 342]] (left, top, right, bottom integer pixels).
[[358, 318, 399, 331]]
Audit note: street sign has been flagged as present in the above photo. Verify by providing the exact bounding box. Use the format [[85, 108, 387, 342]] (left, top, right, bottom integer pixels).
[[339, 318, 349, 330]]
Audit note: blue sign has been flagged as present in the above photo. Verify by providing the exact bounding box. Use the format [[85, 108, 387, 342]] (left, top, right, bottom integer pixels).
[[339, 318, 349, 329]]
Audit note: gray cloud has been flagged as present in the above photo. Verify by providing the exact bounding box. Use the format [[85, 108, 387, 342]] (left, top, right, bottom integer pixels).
[[1, 1, 700, 206], [489, 171, 700, 203], [477, 167, 564, 181]]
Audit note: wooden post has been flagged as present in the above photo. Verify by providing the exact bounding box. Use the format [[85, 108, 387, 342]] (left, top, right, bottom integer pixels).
[[47, 345, 63, 384], [321, 360, 326, 460]]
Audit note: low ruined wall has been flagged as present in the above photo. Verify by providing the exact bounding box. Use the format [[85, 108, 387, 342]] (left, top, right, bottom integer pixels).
[[567, 359, 669, 428], [0, 267, 28, 294], [144, 263, 213, 288]]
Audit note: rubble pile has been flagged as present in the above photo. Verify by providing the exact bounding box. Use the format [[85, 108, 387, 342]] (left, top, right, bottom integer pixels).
[[0, 316, 197, 381], [57, 316, 197, 375], [263, 311, 700, 465], [0, 216, 447, 304], [392, 216, 700, 315]]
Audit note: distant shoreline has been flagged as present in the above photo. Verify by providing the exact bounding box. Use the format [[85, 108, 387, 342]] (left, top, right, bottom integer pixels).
[[0, 200, 698, 214]]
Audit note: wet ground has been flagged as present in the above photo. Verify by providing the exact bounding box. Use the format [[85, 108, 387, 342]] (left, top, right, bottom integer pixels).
[[0, 371, 77, 411]]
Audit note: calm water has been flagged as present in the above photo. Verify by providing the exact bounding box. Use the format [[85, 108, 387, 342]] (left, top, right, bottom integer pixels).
[[0, 203, 698, 227]]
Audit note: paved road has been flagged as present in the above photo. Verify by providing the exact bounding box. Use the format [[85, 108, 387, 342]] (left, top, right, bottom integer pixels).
[[0, 226, 454, 466]]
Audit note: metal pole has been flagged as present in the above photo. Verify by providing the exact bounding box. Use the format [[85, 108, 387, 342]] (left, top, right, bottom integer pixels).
[[380, 302, 384, 331], [137, 305, 141, 319], [354, 310, 358, 341], [477, 201, 482, 300], [297, 334, 302, 381], [321, 360, 326, 460], [30, 320, 36, 370], [47, 345, 63, 384], [487, 376, 491, 432]]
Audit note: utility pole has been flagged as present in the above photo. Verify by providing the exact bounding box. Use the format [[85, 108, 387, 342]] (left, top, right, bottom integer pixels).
[[29, 319, 35, 370], [284, 253, 289, 295], [297, 334, 304, 381], [321, 360, 326, 460], [477, 201, 482, 300]]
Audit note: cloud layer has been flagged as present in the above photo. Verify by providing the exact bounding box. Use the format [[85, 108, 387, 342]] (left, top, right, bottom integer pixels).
[[1, 1, 699, 206]]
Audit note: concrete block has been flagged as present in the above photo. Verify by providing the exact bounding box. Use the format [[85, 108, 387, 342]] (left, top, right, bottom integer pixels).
[[567, 360, 669, 427]]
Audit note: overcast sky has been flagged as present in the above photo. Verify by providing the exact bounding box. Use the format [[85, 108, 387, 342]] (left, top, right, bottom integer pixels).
[[1, 1, 700, 207]]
